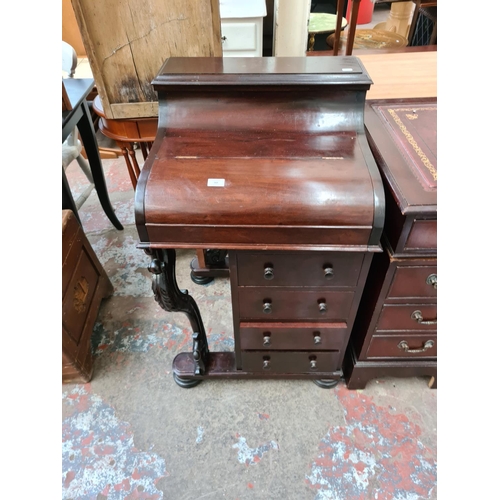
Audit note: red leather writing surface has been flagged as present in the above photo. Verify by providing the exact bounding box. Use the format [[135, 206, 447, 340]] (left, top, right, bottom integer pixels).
[[372, 104, 437, 191]]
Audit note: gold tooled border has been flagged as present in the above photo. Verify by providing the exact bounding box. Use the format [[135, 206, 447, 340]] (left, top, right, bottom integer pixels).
[[387, 107, 437, 181]]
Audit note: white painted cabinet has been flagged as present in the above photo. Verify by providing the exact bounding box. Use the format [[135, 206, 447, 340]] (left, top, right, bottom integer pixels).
[[219, 0, 267, 57]]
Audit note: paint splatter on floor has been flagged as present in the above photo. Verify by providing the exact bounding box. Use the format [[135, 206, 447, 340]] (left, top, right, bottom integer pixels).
[[196, 426, 204, 444], [306, 385, 437, 500], [62, 386, 167, 499], [232, 434, 279, 466]]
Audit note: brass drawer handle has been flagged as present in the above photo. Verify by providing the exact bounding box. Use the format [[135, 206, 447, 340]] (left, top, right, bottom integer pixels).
[[426, 274, 437, 290], [263, 301, 272, 314], [398, 339, 434, 353], [411, 310, 437, 325], [309, 356, 318, 370], [323, 265, 334, 280], [263, 265, 274, 280]]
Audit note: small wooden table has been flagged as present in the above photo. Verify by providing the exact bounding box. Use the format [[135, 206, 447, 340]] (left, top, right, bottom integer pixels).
[[308, 13, 348, 51], [62, 78, 123, 230], [92, 96, 158, 190]]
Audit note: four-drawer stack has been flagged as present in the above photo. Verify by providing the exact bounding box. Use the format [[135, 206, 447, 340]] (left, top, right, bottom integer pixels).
[[230, 251, 370, 380]]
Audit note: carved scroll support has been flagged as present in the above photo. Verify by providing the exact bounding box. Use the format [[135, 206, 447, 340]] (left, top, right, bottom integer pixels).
[[145, 248, 209, 376]]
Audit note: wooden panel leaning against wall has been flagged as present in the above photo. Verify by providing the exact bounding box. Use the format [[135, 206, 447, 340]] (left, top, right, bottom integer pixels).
[[70, 0, 223, 119]]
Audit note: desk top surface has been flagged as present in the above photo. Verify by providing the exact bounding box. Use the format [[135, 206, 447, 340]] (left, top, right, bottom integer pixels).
[[153, 57, 372, 88]]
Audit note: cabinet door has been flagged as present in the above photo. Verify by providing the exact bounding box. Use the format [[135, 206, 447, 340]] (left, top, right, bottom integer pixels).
[[221, 18, 263, 57]]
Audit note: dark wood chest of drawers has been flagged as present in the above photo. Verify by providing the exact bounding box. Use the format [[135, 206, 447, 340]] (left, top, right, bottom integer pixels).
[[135, 57, 385, 388], [62, 210, 113, 383], [343, 98, 437, 389]]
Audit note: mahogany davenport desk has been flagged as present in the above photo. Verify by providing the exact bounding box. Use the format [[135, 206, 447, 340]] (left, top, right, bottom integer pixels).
[[135, 57, 385, 388]]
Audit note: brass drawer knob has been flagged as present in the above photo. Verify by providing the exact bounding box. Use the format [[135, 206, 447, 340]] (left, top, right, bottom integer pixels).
[[411, 310, 437, 325], [318, 301, 327, 314], [323, 266, 334, 280], [309, 356, 318, 370], [398, 339, 434, 354], [426, 274, 437, 290], [313, 333, 322, 345], [264, 266, 274, 280], [263, 357, 271, 370], [263, 334, 271, 347], [263, 301, 272, 314]]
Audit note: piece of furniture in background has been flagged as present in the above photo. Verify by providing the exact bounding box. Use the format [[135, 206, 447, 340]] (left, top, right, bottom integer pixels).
[[329, 0, 362, 55], [92, 96, 157, 190], [409, 2, 436, 46], [62, 210, 113, 383], [372, 0, 436, 47], [62, 41, 95, 210], [220, 0, 267, 57], [344, 97, 437, 389], [62, 77, 123, 230], [374, 1, 415, 38], [326, 28, 407, 50], [71, 0, 223, 120], [308, 12, 348, 51]]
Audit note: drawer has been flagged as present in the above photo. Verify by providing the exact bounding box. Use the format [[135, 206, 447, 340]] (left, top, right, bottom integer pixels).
[[376, 304, 437, 331], [241, 350, 341, 373], [238, 288, 355, 321], [403, 219, 437, 253], [366, 334, 437, 359], [239, 322, 348, 350], [237, 252, 364, 287], [387, 265, 437, 299], [62, 249, 99, 345]]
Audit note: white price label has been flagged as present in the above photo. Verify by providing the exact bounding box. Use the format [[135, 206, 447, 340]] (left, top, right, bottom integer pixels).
[[207, 178, 225, 187]]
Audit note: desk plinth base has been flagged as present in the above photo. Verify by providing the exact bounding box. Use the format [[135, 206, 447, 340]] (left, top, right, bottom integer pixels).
[[342, 346, 437, 390], [189, 256, 229, 285], [172, 352, 342, 388], [189, 251, 230, 285]]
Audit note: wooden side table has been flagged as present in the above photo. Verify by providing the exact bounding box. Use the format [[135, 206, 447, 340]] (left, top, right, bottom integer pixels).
[[308, 12, 347, 51], [92, 96, 158, 190]]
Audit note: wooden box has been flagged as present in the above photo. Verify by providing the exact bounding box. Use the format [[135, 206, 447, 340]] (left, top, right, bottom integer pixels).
[[62, 210, 113, 383], [70, 0, 223, 119], [344, 97, 437, 389]]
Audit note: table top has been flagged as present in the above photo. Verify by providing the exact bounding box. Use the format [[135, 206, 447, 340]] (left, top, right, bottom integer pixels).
[[62, 77, 94, 128], [307, 50, 437, 100], [327, 29, 408, 51], [358, 51, 436, 100], [308, 13, 348, 34]]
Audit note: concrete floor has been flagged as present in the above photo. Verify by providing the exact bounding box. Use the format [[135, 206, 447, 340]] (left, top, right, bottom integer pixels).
[[62, 148, 437, 499]]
